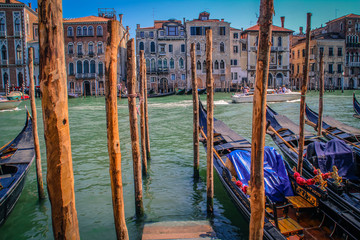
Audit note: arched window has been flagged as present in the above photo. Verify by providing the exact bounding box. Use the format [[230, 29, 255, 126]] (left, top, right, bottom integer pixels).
[[163, 58, 167, 68], [88, 42, 94, 55], [83, 26, 87, 36], [14, 19, 20, 33], [215, 60, 219, 69], [278, 55, 282, 65], [346, 52, 349, 64], [170, 58, 174, 69], [146, 59, 150, 70], [97, 42, 103, 54], [69, 63, 74, 75], [67, 27, 73, 37], [220, 60, 225, 69], [17, 72, 23, 86], [202, 61, 206, 72], [150, 42, 155, 53], [0, 18, 5, 32], [139, 42, 144, 51], [77, 43, 83, 55], [77, 60, 82, 73], [3, 72, 8, 87], [179, 58, 184, 69], [68, 43, 74, 54], [97, 26, 103, 36], [16, 45, 22, 61], [220, 42, 225, 53], [196, 43, 201, 51], [90, 60, 95, 73], [1, 45, 7, 60], [158, 59, 162, 69], [278, 37, 282, 47], [77, 26, 82, 36], [197, 60, 201, 70], [88, 26, 94, 36], [83, 60, 89, 73], [151, 59, 155, 71], [98, 62, 104, 75]]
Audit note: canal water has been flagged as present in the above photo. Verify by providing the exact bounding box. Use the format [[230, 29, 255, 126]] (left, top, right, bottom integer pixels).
[[0, 90, 359, 239]]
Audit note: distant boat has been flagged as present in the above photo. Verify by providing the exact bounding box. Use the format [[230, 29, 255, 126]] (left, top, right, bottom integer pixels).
[[175, 89, 185, 95], [148, 91, 175, 98], [0, 96, 21, 111], [353, 93, 360, 119], [0, 111, 34, 226], [186, 88, 206, 95], [7, 91, 29, 101], [231, 89, 300, 103], [68, 92, 80, 98]]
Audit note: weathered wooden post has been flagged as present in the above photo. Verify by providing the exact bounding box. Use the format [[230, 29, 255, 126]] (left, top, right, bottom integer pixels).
[[144, 60, 151, 160], [139, 50, 147, 176], [317, 53, 324, 136], [191, 43, 200, 178], [127, 39, 144, 217], [249, 0, 274, 239], [206, 29, 214, 213], [105, 20, 129, 240], [297, 13, 312, 175], [38, 0, 80, 238], [5, 83, 8, 97], [28, 47, 45, 200]]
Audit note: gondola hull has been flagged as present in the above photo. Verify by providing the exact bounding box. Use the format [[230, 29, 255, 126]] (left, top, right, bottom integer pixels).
[[353, 93, 360, 118]]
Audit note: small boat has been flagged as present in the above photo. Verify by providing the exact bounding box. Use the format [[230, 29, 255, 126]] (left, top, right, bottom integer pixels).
[[186, 89, 192, 95], [7, 91, 29, 101], [197, 88, 206, 94], [0, 96, 21, 111], [0, 111, 34, 225], [175, 88, 185, 95], [199, 101, 359, 239], [353, 93, 360, 119], [148, 91, 175, 98], [231, 89, 300, 103], [68, 92, 80, 98]]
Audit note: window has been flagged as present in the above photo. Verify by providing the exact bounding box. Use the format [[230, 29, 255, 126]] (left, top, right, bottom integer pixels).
[[302, 49, 305, 57], [181, 74, 185, 80], [311, 63, 315, 71], [233, 72, 238, 80], [214, 60, 219, 69], [77, 26, 82, 36], [83, 26, 87, 36], [197, 61, 201, 70], [83, 60, 89, 73], [77, 43, 83, 55], [151, 59, 155, 71], [219, 26, 226, 35], [160, 31, 164, 36], [98, 62, 103, 75], [220, 60, 225, 69], [242, 43, 246, 51], [329, 47, 333, 56], [16, 45, 22, 62], [88, 26, 94, 36], [202, 61, 206, 72], [231, 59, 238, 66], [158, 59, 162, 69], [69, 63, 74, 75], [337, 47, 342, 56], [67, 27, 73, 37], [180, 31, 184, 36], [97, 42, 103, 54], [68, 43, 74, 54], [278, 37, 282, 47], [171, 74, 175, 80], [297, 50, 300, 58], [220, 42, 225, 53], [181, 44, 185, 53], [1, 45, 7, 60], [167, 26, 178, 36], [146, 59, 150, 70], [190, 27, 203, 36], [150, 77, 156, 82], [97, 26, 103, 36], [140, 31, 144, 38], [328, 64, 333, 74], [139, 42, 144, 51], [149, 31, 154, 38], [337, 64, 342, 73], [278, 55, 282, 65], [319, 47, 324, 56], [77, 60, 82, 73], [196, 43, 201, 51], [3, 72, 8, 86], [169, 44, 173, 53], [163, 58, 167, 68], [255, 36, 258, 46], [90, 60, 95, 73], [233, 33, 239, 39], [179, 58, 184, 69], [14, 18, 20, 33], [170, 58, 174, 69], [150, 42, 155, 53], [233, 46, 238, 53]]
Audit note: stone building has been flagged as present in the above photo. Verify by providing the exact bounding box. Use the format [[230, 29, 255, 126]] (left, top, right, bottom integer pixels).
[[63, 9, 128, 96], [241, 17, 293, 88], [230, 27, 247, 88], [136, 19, 186, 93], [290, 33, 345, 90], [0, 0, 38, 94]]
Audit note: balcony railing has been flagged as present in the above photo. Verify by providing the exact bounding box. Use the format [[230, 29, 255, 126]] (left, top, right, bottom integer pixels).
[[88, 51, 95, 57], [0, 31, 6, 37], [159, 51, 166, 56], [14, 31, 21, 37], [1, 59, 8, 65], [15, 59, 22, 65], [157, 67, 169, 73], [75, 73, 97, 79], [349, 62, 360, 67], [346, 43, 360, 48], [77, 52, 84, 57]]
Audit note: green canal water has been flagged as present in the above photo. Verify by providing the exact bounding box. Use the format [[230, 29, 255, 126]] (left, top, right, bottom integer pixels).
[[0, 90, 359, 239]]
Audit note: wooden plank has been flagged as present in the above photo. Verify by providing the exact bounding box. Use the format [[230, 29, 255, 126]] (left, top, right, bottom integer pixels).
[[286, 196, 315, 209], [275, 218, 303, 236]]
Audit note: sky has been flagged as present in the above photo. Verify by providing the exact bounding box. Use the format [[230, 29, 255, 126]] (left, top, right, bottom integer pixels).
[[28, 0, 360, 37]]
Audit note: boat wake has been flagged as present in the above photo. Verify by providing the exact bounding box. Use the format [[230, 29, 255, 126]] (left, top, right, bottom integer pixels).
[[214, 100, 230, 105], [0, 107, 21, 112], [150, 100, 192, 108], [286, 99, 301, 103]]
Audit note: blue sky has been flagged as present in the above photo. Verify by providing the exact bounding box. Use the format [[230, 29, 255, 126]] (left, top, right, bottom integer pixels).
[[29, 0, 359, 37]]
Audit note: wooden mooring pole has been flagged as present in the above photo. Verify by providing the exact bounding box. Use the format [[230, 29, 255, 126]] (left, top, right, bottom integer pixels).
[[139, 50, 147, 176], [105, 20, 129, 240], [38, 0, 80, 238], [144, 59, 151, 160], [206, 29, 214, 214], [191, 43, 200, 178], [249, 0, 274, 239], [127, 39, 144, 217], [297, 13, 312, 175], [28, 47, 45, 200], [317, 53, 324, 136]]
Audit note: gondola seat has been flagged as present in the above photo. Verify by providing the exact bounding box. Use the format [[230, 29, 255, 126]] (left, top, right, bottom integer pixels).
[[271, 217, 304, 239], [286, 196, 316, 222]]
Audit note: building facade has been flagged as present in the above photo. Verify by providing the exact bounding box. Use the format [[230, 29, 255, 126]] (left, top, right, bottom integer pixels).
[[241, 19, 293, 89], [0, 0, 38, 94], [230, 27, 247, 87], [63, 9, 128, 96]]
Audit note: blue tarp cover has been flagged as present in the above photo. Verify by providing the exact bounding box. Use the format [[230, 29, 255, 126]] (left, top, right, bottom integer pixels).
[[306, 139, 358, 180], [227, 147, 294, 202]]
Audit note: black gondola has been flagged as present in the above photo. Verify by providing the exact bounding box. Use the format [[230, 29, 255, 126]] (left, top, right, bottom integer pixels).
[[148, 91, 175, 98], [353, 93, 360, 119], [266, 106, 360, 237], [199, 101, 357, 239], [198, 88, 207, 95], [175, 88, 186, 95], [0, 111, 34, 226]]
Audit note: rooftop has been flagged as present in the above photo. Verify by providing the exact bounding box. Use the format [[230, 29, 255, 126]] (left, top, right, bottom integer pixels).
[[244, 24, 293, 33], [63, 15, 110, 23], [326, 13, 360, 24]]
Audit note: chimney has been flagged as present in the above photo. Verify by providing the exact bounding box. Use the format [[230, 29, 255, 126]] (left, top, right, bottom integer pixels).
[[119, 14, 123, 24], [28, 2, 32, 8], [299, 26, 303, 35], [183, 17, 186, 25], [137, 24, 140, 29], [35, 8, 38, 13], [280, 16, 285, 28]]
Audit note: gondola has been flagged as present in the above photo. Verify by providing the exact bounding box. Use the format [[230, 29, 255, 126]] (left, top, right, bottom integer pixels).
[[199, 101, 358, 239], [175, 88, 185, 95], [266, 106, 360, 235], [353, 93, 360, 119], [0, 111, 35, 226], [148, 91, 175, 98], [186, 89, 192, 95], [197, 88, 206, 95]]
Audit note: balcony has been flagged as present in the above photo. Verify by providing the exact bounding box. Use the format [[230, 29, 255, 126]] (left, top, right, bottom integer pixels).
[[1, 59, 8, 65], [159, 51, 166, 56], [0, 31, 6, 37], [157, 67, 169, 73], [310, 54, 315, 60], [14, 31, 21, 37], [349, 62, 360, 67], [75, 73, 97, 79], [77, 52, 84, 57], [346, 43, 360, 48], [15, 59, 22, 65], [196, 50, 201, 56], [88, 51, 95, 57]]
